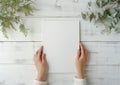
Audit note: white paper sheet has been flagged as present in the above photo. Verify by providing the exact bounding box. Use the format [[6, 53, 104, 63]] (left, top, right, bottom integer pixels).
[[41, 19, 79, 73]]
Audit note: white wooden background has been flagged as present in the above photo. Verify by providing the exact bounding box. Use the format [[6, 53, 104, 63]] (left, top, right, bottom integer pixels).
[[0, 0, 120, 85]]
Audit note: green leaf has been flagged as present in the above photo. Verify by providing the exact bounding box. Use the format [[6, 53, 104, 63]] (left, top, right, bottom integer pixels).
[[115, 27, 120, 33], [88, 1, 92, 7], [2, 27, 8, 38], [89, 13, 96, 22], [19, 24, 28, 37], [81, 13, 87, 20], [96, 0, 101, 7], [102, 25, 112, 33], [96, 0, 109, 7]]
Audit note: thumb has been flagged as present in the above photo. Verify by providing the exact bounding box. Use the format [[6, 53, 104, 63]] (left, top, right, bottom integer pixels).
[[42, 53, 46, 64]]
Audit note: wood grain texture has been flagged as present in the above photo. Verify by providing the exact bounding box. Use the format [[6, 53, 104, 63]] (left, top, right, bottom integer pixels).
[[0, 0, 120, 85], [0, 42, 120, 66], [0, 65, 120, 85]]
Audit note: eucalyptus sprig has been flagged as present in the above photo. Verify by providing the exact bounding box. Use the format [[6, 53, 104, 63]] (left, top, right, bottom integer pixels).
[[81, 0, 120, 33], [0, 0, 35, 38]]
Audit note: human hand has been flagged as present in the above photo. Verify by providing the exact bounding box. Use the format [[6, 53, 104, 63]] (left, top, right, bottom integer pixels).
[[75, 42, 88, 79], [34, 46, 47, 81]]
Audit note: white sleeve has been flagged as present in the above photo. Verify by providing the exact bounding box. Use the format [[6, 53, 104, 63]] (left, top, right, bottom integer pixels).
[[74, 77, 86, 85], [33, 80, 48, 85]]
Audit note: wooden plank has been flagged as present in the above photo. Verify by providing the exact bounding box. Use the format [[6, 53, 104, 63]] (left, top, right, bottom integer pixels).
[[0, 18, 79, 41], [81, 21, 120, 41], [1, 18, 120, 42], [0, 42, 120, 66], [0, 65, 120, 85], [13, 0, 96, 17], [29, 0, 89, 17], [0, 18, 43, 41], [83, 42, 120, 65], [0, 42, 34, 64]]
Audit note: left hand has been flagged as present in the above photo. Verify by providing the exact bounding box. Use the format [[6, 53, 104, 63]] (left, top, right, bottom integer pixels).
[[34, 46, 48, 81]]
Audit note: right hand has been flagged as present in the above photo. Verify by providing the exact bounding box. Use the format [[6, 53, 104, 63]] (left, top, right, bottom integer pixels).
[[75, 42, 88, 79]]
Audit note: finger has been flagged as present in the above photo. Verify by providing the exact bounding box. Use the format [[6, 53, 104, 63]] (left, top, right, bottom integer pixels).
[[34, 53, 39, 63], [80, 42, 85, 57], [42, 53, 46, 64], [38, 46, 43, 57], [76, 49, 80, 60], [35, 50, 39, 55], [85, 48, 88, 60], [35, 46, 43, 62], [35, 46, 42, 56], [79, 44, 81, 56]]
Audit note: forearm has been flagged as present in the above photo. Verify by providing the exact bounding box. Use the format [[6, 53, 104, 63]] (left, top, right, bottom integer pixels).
[[74, 77, 86, 85], [33, 77, 86, 85], [75, 69, 86, 85], [36, 73, 46, 82], [76, 69, 85, 79], [34, 73, 47, 85], [33, 80, 48, 85]]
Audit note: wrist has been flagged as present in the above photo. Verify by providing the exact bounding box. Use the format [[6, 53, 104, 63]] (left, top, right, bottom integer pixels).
[[76, 70, 85, 79], [36, 73, 46, 81]]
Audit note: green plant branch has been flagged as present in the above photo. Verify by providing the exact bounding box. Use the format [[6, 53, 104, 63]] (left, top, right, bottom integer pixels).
[[0, 0, 36, 38], [81, 0, 120, 34]]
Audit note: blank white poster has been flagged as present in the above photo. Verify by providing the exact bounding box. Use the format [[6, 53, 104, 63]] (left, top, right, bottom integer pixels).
[[41, 19, 79, 73]]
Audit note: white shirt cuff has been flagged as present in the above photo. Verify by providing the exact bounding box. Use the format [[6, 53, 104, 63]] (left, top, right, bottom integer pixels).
[[74, 77, 86, 85], [33, 80, 48, 85]]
